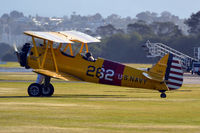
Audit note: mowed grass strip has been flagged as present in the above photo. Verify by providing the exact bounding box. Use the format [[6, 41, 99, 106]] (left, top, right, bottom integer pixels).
[[0, 81, 200, 133], [0, 62, 20, 68], [0, 62, 152, 68]]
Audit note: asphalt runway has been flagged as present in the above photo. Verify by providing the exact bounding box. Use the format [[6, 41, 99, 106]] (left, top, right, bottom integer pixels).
[[183, 73, 200, 84]]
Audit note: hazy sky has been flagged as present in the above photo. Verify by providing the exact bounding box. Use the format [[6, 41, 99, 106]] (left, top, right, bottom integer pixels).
[[0, 0, 199, 18]]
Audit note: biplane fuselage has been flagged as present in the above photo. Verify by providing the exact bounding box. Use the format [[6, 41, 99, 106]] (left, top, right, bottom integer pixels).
[[28, 46, 167, 91]]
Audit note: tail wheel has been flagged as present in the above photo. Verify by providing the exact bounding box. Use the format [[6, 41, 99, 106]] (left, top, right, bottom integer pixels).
[[160, 93, 167, 98], [28, 83, 42, 97], [41, 83, 54, 97]]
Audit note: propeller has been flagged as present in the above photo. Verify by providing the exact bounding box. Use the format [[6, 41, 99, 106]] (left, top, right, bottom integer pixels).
[[13, 43, 18, 53], [13, 43, 20, 63]]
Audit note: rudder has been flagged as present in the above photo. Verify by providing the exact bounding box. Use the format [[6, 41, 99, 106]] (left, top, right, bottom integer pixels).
[[164, 54, 183, 90]]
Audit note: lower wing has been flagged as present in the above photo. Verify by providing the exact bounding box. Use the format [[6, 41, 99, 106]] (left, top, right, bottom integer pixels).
[[33, 69, 82, 81]]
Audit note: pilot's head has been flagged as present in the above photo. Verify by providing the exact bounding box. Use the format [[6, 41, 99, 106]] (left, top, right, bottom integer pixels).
[[86, 52, 92, 58]]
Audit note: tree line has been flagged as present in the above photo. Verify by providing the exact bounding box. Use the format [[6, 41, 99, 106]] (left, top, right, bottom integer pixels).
[[1, 11, 200, 63]]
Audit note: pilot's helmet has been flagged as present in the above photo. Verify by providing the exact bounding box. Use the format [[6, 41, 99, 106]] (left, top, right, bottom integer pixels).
[[86, 52, 92, 58]]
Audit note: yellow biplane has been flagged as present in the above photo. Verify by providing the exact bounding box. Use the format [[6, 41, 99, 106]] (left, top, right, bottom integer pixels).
[[15, 31, 183, 98]]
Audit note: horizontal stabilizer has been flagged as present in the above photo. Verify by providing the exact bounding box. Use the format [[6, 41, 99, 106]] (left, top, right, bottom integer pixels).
[[142, 72, 164, 82]]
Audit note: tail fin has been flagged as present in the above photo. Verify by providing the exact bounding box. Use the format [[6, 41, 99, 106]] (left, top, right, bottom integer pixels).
[[148, 53, 183, 90], [149, 53, 170, 78]]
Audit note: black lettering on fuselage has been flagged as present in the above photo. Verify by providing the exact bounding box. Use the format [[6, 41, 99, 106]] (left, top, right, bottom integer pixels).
[[118, 74, 146, 84], [139, 78, 143, 84], [118, 74, 123, 80], [124, 75, 128, 80], [143, 79, 147, 84], [130, 76, 134, 82], [135, 77, 138, 82]]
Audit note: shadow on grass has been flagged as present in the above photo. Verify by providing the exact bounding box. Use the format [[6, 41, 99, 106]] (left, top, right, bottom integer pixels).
[[53, 94, 127, 98], [0, 96, 29, 98], [0, 94, 127, 99]]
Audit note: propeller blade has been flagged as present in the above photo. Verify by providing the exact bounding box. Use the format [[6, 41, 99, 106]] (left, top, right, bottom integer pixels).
[[13, 43, 21, 63], [13, 43, 18, 52]]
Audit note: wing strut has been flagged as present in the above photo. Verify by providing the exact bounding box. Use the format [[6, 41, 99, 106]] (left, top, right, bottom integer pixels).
[[41, 41, 50, 68], [50, 41, 59, 73], [79, 43, 88, 53], [69, 43, 73, 56], [63, 43, 73, 56], [32, 37, 41, 68]]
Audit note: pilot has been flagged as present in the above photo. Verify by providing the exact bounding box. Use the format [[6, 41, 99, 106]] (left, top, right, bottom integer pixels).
[[85, 52, 94, 61]]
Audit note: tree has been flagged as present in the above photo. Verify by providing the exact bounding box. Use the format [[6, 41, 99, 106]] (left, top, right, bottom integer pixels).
[[185, 11, 200, 34], [0, 43, 12, 57], [150, 22, 182, 37], [96, 24, 117, 37], [136, 11, 158, 23], [127, 22, 154, 35], [1, 53, 17, 61], [10, 10, 24, 18]]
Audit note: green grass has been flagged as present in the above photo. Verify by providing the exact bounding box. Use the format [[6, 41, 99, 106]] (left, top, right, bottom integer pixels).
[[0, 72, 36, 80], [0, 62, 151, 68], [0, 75, 200, 133], [0, 62, 20, 68]]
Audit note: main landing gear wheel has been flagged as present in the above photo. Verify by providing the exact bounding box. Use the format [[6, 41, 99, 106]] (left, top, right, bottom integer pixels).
[[41, 83, 54, 97], [28, 75, 54, 97], [28, 83, 42, 97]]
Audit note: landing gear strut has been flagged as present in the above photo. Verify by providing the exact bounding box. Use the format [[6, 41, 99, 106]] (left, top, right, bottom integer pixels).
[[41, 76, 54, 97], [27, 74, 54, 97], [159, 90, 167, 98]]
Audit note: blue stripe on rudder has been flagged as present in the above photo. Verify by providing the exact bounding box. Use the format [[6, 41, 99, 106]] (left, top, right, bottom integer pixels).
[[165, 53, 173, 80]]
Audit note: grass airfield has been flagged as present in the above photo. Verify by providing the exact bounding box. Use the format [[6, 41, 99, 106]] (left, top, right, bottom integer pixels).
[[0, 64, 200, 133]]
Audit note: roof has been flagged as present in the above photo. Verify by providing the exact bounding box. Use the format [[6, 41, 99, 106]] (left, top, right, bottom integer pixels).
[[24, 31, 73, 43]]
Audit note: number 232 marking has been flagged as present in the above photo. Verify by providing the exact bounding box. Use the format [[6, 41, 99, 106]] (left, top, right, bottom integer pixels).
[[86, 65, 114, 81]]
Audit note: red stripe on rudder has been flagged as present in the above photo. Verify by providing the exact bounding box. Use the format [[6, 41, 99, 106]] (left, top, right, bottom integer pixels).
[[168, 87, 177, 90], [171, 65, 182, 69], [170, 71, 183, 76], [166, 81, 182, 87], [99, 60, 125, 86], [172, 60, 179, 64]]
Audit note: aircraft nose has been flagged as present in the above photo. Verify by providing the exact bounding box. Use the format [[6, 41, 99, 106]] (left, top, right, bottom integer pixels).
[[17, 43, 31, 69]]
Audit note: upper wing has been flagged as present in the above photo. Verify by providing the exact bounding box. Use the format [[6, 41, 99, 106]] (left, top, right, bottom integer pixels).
[[24, 30, 100, 44], [24, 31, 73, 43], [33, 69, 81, 81], [59, 31, 100, 43]]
